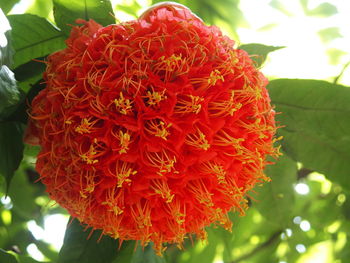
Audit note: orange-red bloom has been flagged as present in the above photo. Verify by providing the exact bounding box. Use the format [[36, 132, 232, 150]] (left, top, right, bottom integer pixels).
[[25, 3, 279, 254]]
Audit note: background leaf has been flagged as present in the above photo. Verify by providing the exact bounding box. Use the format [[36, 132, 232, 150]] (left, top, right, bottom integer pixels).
[[53, 0, 115, 35], [253, 154, 297, 227], [268, 79, 350, 189], [239, 43, 284, 67], [13, 60, 45, 93], [0, 249, 44, 263], [0, 66, 21, 119], [131, 244, 166, 263], [0, 0, 21, 14], [57, 218, 134, 263], [0, 121, 24, 190], [7, 14, 65, 68], [307, 3, 338, 17], [0, 249, 17, 263]]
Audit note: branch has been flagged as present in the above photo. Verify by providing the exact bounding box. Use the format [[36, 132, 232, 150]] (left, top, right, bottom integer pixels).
[[230, 230, 283, 263]]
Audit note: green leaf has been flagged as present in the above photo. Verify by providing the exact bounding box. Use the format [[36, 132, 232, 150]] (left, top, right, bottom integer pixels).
[[239, 43, 284, 67], [268, 79, 350, 189], [0, 249, 44, 263], [0, 249, 17, 263], [253, 154, 297, 227], [0, 65, 21, 118], [26, 0, 53, 19], [0, 0, 21, 14], [326, 48, 347, 66], [53, 0, 115, 35], [7, 14, 66, 68], [131, 244, 166, 263], [269, 0, 293, 16], [7, 164, 40, 219], [308, 3, 338, 17], [16, 255, 45, 263], [0, 121, 24, 190], [57, 218, 134, 263], [318, 27, 342, 43], [13, 59, 45, 93]]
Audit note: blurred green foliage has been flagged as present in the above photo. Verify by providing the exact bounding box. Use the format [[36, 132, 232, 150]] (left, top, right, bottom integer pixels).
[[0, 0, 349, 263]]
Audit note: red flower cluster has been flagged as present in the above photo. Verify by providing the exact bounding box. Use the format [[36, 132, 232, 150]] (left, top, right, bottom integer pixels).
[[25, 3, 279, 254]]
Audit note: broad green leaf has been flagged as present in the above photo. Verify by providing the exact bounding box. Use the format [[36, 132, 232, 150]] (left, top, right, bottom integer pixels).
[[268, 79, 350, 189], [0, 65, 21, 118], [0, 249, 43, 263], [7, 163, 39, 219], [254, 154, 297, 227], [0, 249, 17, 263], [26, 0, 53, 19], [13, 59, 45, 93], [131, 244, 166, 263], [239, 43, 284, 67], [53, 0, 115, 35], [5, 78, 45, 125], [308, 3, 338, 17], [0, 0, 20, 14], [318, 27, 342, 43], [58, 218, 134, 263], [7, 14, 65, 68], [326, 48, 347, 66], [35, 240, 58, 262], [0, 121, 24, 190], [15, 255, 45, 263]]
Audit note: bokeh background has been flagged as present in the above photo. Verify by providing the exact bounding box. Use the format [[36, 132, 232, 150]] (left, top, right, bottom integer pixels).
[[0, 0, 349, 263]]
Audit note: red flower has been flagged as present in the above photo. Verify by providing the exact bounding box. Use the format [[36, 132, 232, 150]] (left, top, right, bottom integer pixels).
[[25, 3, 280, 254]]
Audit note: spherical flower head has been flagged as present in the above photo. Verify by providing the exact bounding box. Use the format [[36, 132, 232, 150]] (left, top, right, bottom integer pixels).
[[25, 3, 280, 254]]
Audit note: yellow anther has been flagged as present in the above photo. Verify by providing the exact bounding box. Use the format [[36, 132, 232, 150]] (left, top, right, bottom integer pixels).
[[79, 170, 96, 198], [75, 118, 96, 134], [175, 212, 186, 225], [65, 120, 73, 124], [145, 120, 172, 140], [146, 150, 178, 176], [111, 161, 137, 187], [118, 130, 131, 154], [201, 161, 226, 184], [153, 54, 188, 81], [130, 202, 152, 229], [213, 129, 245, 147], [188, 180, 214, 207], [209, 90, 242, 117], [101, 187, 125, 216], [114, 92, 132, 115], [185, 128, 210, 150], [102, 201, 124, 215], [112, 206, 124, 215], [208, 69, 224, 86], [143, 88, 167, 106], [151, 179, 174, 203], [160, 54, 182, 71], [174, 95, 204, 114], [80, 143, 99, 164]]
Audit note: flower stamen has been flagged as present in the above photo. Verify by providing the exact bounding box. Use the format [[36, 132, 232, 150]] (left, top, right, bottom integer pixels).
[[114, 92, 133, 115], [185, 127, 210, 150]]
